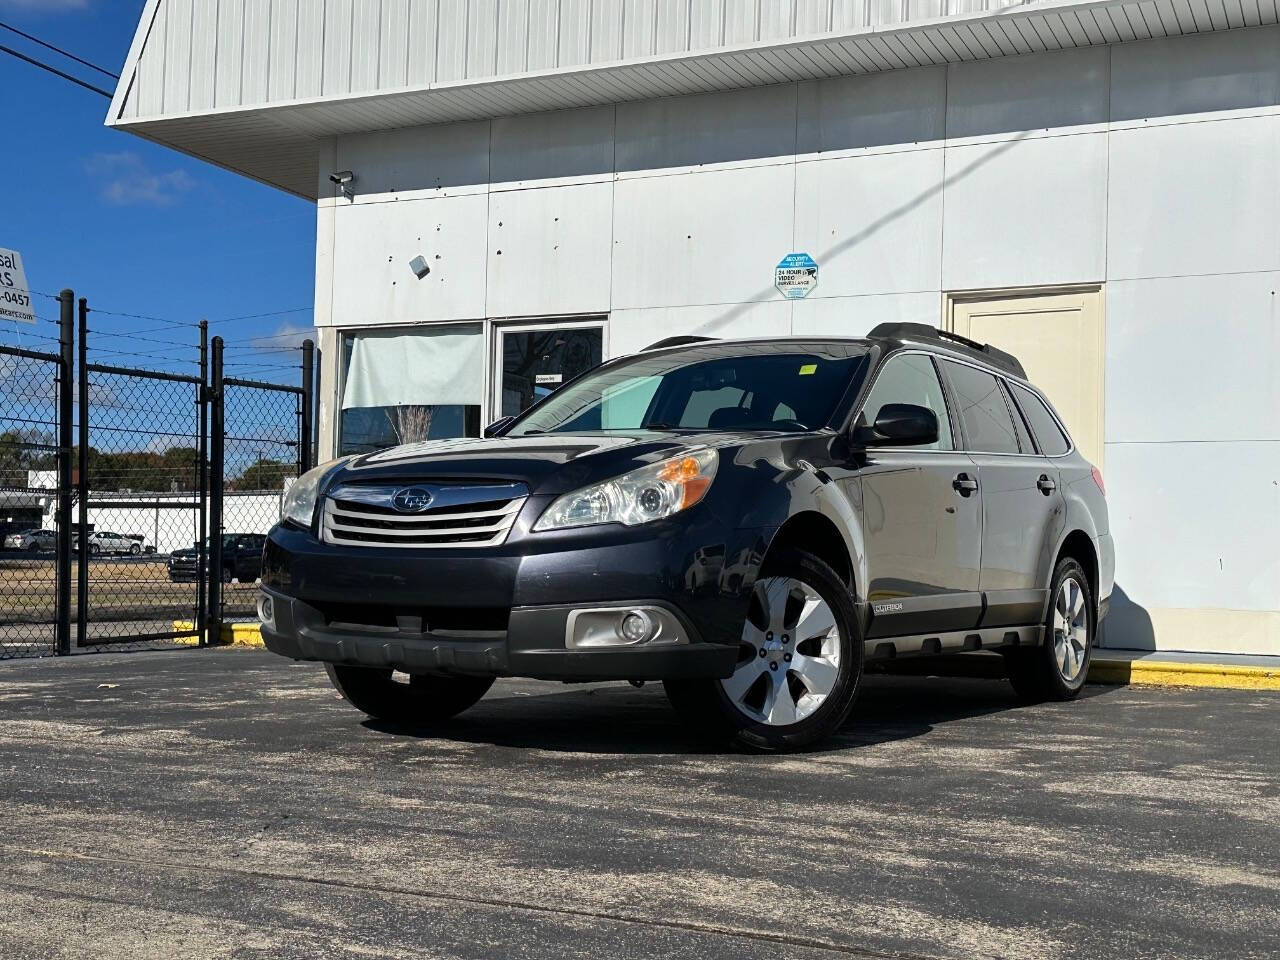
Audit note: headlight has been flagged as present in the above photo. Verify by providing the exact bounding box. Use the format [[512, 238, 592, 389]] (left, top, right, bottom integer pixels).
[[282, 458, 349, 529], [534, 449, 718, 531]]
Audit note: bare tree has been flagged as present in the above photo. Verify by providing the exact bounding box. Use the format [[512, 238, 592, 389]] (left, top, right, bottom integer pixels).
[[387, 405, 434, 445]]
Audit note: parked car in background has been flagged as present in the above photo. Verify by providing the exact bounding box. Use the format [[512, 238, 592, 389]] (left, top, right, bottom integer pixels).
[[260, 324, 1113, 750], [3, 529, 56, 552], [168, 534, 266, 584], [75, 531, 142, 556]]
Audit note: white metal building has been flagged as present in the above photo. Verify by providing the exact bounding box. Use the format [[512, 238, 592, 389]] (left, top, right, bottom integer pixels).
[[110, 0, 1280, 656]]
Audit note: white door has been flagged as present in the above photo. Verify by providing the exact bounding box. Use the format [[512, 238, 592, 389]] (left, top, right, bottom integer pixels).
[[949, 289, 1105, 468]]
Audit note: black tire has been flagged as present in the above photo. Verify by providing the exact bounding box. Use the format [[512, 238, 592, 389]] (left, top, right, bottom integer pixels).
[[664, 549, 863, 751], [1005, 557, 1094, 703], [130, 543, 141, 555], [221, 566, 234, 584], [89, 544, 100, 557], [325, 664, 494, 726], [27, 543, 40, 553]]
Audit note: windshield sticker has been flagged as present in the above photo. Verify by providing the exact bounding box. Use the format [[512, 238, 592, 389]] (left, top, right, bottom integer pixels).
[[798, 364, 817, 375]]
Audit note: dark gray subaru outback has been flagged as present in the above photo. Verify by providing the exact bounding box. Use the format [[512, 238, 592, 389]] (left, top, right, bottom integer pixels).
[[259, 323, 1113, 750]]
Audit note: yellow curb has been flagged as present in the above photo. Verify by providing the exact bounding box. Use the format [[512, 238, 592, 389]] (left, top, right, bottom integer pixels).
[[171, 621, 264, 648], [1089, 658, 1280, 691]]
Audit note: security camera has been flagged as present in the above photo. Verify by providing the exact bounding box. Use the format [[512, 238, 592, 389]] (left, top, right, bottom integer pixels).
[[329, 171, 354, 186], [409, 255, 431, 279]]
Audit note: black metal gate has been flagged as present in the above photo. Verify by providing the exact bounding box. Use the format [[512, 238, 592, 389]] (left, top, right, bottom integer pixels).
[[207, 336, 313, 642], [75, 304, 209, 650]]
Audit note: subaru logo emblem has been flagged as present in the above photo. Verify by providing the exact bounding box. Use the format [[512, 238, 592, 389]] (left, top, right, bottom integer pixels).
[[391, 487, 433, 513]]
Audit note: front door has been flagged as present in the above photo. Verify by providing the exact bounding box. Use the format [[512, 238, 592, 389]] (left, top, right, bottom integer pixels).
[[495, 323, 604, 419], [937, 358, 1064, 629], [852, 352, 983, 639]]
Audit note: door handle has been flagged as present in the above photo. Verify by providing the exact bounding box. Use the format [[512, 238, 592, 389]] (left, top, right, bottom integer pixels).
[[952, 473, 978, 496], [1037, 474, 1057, 495]]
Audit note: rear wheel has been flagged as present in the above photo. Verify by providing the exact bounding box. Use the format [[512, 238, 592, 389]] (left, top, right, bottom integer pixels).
[[664, 549, 862, 751], [325, 664, 494, 726], [129, 543, 141, 555], [1005, 557, 1094, 702]]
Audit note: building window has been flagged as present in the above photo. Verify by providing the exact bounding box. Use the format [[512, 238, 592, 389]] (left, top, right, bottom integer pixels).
[[339, 324, 483, 455]]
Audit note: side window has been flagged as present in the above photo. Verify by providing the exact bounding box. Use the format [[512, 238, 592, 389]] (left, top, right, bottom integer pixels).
[[858, 353, 953, 451], [939, 360, 1021, 455], [1001, 381, 1034, 453], [1012, 383, 1071, 456]]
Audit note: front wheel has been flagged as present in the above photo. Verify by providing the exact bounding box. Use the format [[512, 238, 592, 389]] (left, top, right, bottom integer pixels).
[[130, 543, 141, 555], [1005, 557, 1094, 702], [664, 550, 862, 751], [325, 664, 494, 726]]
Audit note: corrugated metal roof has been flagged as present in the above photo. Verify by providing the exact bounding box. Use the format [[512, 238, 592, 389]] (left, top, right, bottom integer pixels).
[[108, 0, 1279, 199]]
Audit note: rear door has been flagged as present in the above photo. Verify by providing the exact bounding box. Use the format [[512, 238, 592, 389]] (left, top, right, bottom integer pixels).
[[854, 352, 983, 639], [937, 359, 1064, 629]]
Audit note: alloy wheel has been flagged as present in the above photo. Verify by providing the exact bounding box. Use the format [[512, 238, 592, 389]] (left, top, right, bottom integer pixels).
[[1053, 576, 1089, 682], [720, 576, 841, 726]]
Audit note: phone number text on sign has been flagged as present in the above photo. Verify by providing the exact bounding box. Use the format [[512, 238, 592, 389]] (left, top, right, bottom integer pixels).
[[0, 249, 36, 325]]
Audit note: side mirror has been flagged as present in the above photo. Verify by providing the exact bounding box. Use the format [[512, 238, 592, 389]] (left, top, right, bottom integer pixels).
[[483, 416, 515, 439], [852, 403, 939, 447]]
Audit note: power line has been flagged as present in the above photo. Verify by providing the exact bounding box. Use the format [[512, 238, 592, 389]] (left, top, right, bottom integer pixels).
[[0, 43, 112, 99], [209, 306, 313, 324], [0, 20, 119, 79]]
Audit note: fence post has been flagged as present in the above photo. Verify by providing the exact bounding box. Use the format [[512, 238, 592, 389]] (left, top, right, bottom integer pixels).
[[197, 320, 209, 647], [55, 291, 74, 656], [75, 298, 89, 650], [300, 339, 314, 473], [207, 336, 224, 646]]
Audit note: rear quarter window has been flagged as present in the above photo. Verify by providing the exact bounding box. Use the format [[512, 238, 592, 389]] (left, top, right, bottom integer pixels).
[[1011, 383, 1071, 456]]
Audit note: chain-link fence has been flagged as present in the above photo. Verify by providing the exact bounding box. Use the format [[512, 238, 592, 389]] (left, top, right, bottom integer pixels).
[[0, 346, 67, 659]]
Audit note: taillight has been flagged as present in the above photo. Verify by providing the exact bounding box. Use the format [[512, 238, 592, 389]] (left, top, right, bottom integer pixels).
[[1091, 466, 1105, 495]]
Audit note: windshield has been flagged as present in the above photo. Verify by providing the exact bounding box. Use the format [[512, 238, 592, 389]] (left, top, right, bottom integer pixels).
[[508, 343, 868, 436]]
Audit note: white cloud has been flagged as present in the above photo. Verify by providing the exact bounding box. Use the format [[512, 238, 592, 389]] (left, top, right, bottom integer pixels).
[[85, 151, 196, 207], [250, 320, 315, 352]]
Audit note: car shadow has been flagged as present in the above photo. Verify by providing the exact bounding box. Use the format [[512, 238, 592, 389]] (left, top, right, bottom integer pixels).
[[360, 668, 1119, 757]]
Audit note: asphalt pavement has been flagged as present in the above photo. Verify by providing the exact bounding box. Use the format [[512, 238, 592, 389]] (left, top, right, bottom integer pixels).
[[0, 649, 1276, 959]]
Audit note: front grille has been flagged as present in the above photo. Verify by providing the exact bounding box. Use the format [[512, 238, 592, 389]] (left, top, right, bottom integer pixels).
[[322, 482, 527, 549]]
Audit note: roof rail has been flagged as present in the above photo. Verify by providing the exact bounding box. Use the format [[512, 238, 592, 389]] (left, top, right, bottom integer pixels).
[[866, 322, 1026, 379], [641, 335, 719, 352]]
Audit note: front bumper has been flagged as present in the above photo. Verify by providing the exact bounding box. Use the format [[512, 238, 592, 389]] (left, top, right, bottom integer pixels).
[[259, 587, 737, 681], [258, 517, 763, 682]]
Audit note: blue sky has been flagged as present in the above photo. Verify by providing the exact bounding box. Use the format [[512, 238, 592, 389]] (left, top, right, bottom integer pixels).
[[0, 0, 315, 384]]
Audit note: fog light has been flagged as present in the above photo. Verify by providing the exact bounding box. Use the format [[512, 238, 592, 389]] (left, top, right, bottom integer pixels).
[[618, 610, 655, 644], [257, 594, 275, 630]]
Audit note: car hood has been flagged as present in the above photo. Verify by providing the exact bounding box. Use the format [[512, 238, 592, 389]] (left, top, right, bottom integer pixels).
[[171, 548, 198, 559], [334, 430, 767, 496]]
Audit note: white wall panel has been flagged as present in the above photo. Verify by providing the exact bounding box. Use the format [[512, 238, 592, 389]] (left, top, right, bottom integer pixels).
[[793, 148, 945, 297], [163, 0, 193, 113], [590, 0, 624, 61], [294, 0, 324, 98], [655, 0, 691, 54], [1105, 440, 1280, 612], [137, 0, 167, 117], [379, 0, 411, 89], [349, 2, 381, 93], [436, 1, 469, 80], [465, 0, 500, 78], [612, 164, 796, 309], [269, 0, 300, 101], [407, 0, 440, 86], [1110, 26, 1280, 126], [1107, 114, 1280, 280], [723, 0, 758, 44], [242, 0, 272, 105], [946, 47, 1110, 143], [322, 0, 354, 96], [497, 0, 529, 74], [559, 0, 594, 65], [334, 121, 492, 201], [486, 182, 615, 317], [331, 193, 490, 326], [215, 0, 246, 107], [188, 0, 218, 111], [489, 106, 615, 188], [609, 301, 793, 356], [941, 132, 1108, 290], [796, 67, 947, 158], [527, 0, 561, 70], [1105, 273, 1280, 443], [791, 292, 941, 337], [616, 85, 797, 175], [621, 0, 658, 57]]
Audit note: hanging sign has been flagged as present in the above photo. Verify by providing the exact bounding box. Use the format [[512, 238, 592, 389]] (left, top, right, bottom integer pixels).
[[775, 252, 818, 300], [0, 248, 35, 325]]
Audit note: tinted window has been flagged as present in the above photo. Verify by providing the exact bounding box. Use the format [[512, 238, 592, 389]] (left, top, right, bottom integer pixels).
[[1012, 383, 1071, 456], [1002, 381, 1034, 452], [939, 360, 1021, 454], [858, 353, 953, 451]]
